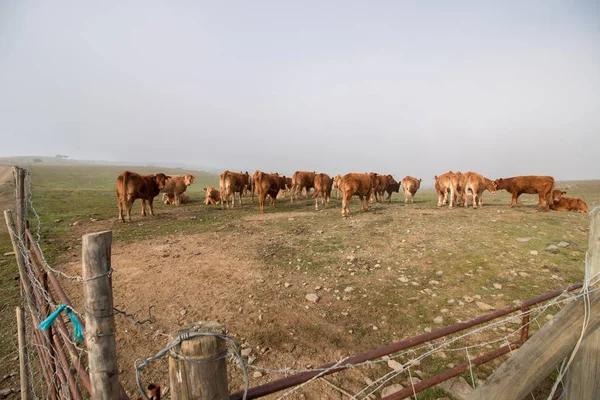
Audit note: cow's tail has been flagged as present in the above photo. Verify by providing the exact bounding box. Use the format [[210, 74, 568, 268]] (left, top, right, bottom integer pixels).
[[219, 171, 227, 207], [122, 171, 132, 205], [547, 177, 556, 209]]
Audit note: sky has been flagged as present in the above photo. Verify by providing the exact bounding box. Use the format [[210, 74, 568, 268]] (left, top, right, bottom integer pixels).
[[1, 1, 599, 180]]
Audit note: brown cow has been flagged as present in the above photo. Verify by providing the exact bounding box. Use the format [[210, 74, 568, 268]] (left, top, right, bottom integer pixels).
[[254, 171, 284, 213], [203, 186, 221, 205], [116, 171, 170, 222], [550, 190, 588, 213], [368, 173, 387, 203], [435, 171, 459, 207], [163, 192, 191, 205], [462, 172, 497, 209], [338, 173, 374, 217], [162, 174, 195, 206], [401, 176, 422, 204], [290, 171, 316, 202], [332, 174, 343, 199], [494, 176, 555, 211], [384, 176, 401, 202], [250, 170, 260, 203], [313, 173, 333, 210], [220, 170, 250, 209]]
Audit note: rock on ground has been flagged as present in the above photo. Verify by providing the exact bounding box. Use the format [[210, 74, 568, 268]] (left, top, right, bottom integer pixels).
[[305, 294, 320, 303], [438, 376, 473, 400], [381, 384, 404, 398], [476, 302, 494, 311]]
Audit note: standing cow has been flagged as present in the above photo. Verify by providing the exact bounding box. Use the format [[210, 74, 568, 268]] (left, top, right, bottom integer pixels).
[[462, 172, 496, 209], [401, 176, 422, 204], [116, 171, 170, 222], [313, 173, 333, 211], [220, 170, 250, 209], [384, 176, 401, 202], [290, 171, 316, 203], [254, 171, 284, 213], [493, 176, 555, 211], [338, 173, 374, 217]]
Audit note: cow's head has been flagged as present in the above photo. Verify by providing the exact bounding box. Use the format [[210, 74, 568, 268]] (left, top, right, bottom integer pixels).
[[494, 178, 505, 190], [154, 174, 169, 190], [184, 174, 196, 186], [487, 179, 498, 194], [434, 175, 438, 181], [552, 190, 567, 203]]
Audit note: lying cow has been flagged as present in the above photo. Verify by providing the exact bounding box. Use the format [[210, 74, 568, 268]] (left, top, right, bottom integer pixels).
[[550, 190, 588, 213], [203, 186, 221, 205], [494, 175, 555, 211], [254, 171, 284, 213], [314, 173, 333, 210], [401, 176, 421, 204], [162, 174, 195, 206], [338, 173, 374, 217], [116, 171, 170, 222], [163, 192, 190, 205], [220, 170, 250, 209], [462, 172, 496, 209], [290, 171, 316, 202]]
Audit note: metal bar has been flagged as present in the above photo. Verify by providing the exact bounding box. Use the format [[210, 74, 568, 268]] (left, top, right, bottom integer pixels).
[[53, 333, 83, 400], [230, 284, 582, 400], [383, 342, 521, 400]]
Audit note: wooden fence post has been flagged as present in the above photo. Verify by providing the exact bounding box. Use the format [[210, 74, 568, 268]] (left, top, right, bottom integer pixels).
[[82, 230, 120, 399], [565, 208, 600, 399], [14, 166, 27, 241], [168, 322, 229, 400], [16, 306, 32, 400]]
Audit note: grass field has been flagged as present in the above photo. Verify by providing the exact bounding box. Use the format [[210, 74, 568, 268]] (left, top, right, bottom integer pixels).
[[1, 164, 598, 399]]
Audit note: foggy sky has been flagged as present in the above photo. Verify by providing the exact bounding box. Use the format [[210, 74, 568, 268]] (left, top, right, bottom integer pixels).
[[1, 1, 599, 181]]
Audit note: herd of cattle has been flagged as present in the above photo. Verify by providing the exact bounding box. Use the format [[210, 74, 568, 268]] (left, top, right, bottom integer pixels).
[[115, 170, 589, 222]]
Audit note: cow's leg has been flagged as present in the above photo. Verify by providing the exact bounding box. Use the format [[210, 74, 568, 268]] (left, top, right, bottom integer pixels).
[[141, 199, 147, 216], [259, 194, 265, 213], [174, 192, 180, 206], [510, 194, 518, 208], [411, 193, 415, 204], [536, 193, 545, 211], [118, 197, 124, 222], [404, 190, 408, 204], [341, 193, 349, 216], [449, 186, 455, 208], [472, 189, 478, 209], [239, 190, 244, 207], [148, 198, 155, 216], [126, 200, 133, 222], [315, 192, 319, 211]]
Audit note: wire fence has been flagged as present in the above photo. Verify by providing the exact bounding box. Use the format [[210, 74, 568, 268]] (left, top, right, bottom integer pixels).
[[6, 166, 599, 400]]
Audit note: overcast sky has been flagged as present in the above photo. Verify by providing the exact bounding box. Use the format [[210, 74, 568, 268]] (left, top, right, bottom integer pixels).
[[1, 1, 599, 180]]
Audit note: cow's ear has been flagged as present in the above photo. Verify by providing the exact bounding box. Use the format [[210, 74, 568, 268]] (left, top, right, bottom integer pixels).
[[434, 176, 438, 180], [562, 191, 567, 195]]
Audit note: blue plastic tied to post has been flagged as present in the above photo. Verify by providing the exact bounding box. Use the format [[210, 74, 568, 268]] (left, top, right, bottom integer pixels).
[[38, 304, 84, 343]]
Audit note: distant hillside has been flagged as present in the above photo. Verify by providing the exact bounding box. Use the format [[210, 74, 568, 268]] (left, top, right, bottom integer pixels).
[[0, 156, 222, 174]]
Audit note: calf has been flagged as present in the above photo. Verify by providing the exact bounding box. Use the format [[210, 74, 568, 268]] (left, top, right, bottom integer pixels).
[[313, 173, 333, 210], [338, 173, 374, 217], [435, 172, 457, 207], [220, 170, 250, 209], [462, 172, 496, 209], [384, 176, 401, 202], [163, 192, 191, 205], [254, 171, 284, 213], [203, 186, 221, 205], [494, 176, 555, 211], [162, 174, 195, 206], [401, 176, 422, 204], [332, 174, 343, 199], [290, 171, 316, 202], [550, 190, 588, 213], [369, 173, 387, 203], [116, 171, 170, 222]]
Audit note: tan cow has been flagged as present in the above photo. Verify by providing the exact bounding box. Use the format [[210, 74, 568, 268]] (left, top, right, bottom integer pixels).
[[290, 171, 316, 202], [203, 186, 221, 205], [368, 173, 387, 203], [338, 173, 374, 217], [332, 174, 343, 199], [116, 171, 170, 222], [462, 172, 497, 209], [254, 171, 284, 213], [313, 173, 333, 210], [402, 176, 422, 204], [163, 192, 191, 205], [435, 172, 457, 207], [162, 174, 195, 206], [220, 170, 250, 209], [250, 170, 260, 203], [550, 190, 588, 213], [493, 176, 555, 211]]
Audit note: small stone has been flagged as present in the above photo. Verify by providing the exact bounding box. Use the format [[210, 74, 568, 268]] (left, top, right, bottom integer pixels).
[[447, 299, 455, 304], [314, 286, 322, 290], [253, 371, 263, 378], [372, 325, 379, 331], [439, 376, 473, 400], [374, 264, 381, 268], [288, 217, 295, 221], [463, 296, 474, 303], [516, 237, 532, 243], [381, 384, 404, 398], [433, 316, 444, 324], [530, 250, 539, 256], [71, 221, 79, 226], [429, 280, 440, 285], [387, 360, 403, 371], [411, 282, 420, 286], [557, 241, 570, 247], [399, 276, 409, 283], [518, 272, 529, 277], [344, 286, 355, 293], [493, 283, 502, 290], [546, 314, 554, 321], [179, 309, 187, 316], [436, 270, 444, 276], [54, 219, 63, 223], [347, 255, 357, 263], [546, 245, 559, 252], [342, 296, 350, 301], [305, 294, 320, 303], [248, 356, 256, 364], [408, 377, 422, 385], [284, 282, 291, 288], [241, 348, 252, 357], [424, 327, 432, 333], [433, 351, 447, 359], [476, 302, 494, 311]]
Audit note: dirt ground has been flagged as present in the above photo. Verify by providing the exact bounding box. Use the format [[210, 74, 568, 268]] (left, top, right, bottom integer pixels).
[[0, 166, 12, 185]]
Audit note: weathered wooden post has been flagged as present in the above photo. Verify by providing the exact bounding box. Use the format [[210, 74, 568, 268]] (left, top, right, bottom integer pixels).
[[565, 208, 600, 399], [82, 230, 120, 399], [168, 321, 229, 400], [16, 306, 32, 400], [14, 166, 27, 241]]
